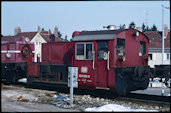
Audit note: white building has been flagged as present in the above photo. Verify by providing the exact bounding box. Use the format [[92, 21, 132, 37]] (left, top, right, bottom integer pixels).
[[144, 31, 170, 68]]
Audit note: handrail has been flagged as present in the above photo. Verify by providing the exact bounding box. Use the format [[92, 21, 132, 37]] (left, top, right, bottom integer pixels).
[[92, 51, 95, 70], [107, 51, 110, 70]]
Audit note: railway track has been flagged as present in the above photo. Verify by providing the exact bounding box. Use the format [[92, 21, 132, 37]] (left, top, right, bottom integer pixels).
[[2, 82, 170, 111]]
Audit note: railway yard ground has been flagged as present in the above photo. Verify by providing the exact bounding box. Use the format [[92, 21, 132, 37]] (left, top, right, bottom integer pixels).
[[1, 82, 170, 112]]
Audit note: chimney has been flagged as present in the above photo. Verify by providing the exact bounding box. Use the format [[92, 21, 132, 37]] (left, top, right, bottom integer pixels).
[[164, 24, 168, 38], [38, 26, 41, 33], [136, 27, 142, 32], [65, 35, 67, 41], [48, 29, 51, 35], [54, 26, 58, 38], [14, 27, 21, 35]]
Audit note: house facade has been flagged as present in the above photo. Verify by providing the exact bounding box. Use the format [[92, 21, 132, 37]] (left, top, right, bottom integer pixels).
[[1, 26, 64, 62], [144, 31, 170, 68]]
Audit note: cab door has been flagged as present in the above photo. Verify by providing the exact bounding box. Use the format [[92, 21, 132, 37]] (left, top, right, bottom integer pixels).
[[96, 41, 109, 88], [74, 42, 95, 87]]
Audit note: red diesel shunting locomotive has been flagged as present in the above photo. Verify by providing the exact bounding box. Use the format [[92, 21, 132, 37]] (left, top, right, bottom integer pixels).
[[1, 36, 34, 84], [27, 29, 150, 95]]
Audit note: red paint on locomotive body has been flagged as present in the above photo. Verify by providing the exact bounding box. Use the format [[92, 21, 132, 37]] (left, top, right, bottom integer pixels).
[[72, 29, 149, 92], [27, 29, 150, 95], [42, 42, 75, 65], [113, 30, 149, 67], [1, 37, 35, 84], [1, 39, 34, 63]]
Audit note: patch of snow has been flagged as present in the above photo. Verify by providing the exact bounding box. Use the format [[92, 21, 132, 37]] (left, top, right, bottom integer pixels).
[[18, 78, 27, 83], [148, 81, 167, 88], [148, 78, 171, 88], [84, 104, 157, 112]]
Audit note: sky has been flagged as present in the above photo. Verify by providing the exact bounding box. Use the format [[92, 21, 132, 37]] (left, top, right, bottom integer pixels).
[[1, 1, 170, 40]]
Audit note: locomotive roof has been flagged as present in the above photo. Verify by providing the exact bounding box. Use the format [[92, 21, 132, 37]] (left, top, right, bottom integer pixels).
[[72, 29, 149, 42], [78, 29, 124, 35], [72, 29, 124, 41]]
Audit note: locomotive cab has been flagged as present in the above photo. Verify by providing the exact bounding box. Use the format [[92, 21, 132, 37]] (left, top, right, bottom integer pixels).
[[1, 37, 34, 84], [72, 29, 150, 95]]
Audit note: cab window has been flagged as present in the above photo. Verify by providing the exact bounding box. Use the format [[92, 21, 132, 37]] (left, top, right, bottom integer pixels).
[[98, 41, 108, 60], [77, 44, 84, 55], [116, 38, 125, 56], [139, 41, 146, 56], [75, 43, 93, 60]]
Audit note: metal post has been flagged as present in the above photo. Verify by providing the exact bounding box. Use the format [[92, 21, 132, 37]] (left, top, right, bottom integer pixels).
[[68, 67, 78, 107], [70, 68, 73, 107], [161, 5, 170, 96], [162, 5, 164, 65], [161, 5, 164, 96]]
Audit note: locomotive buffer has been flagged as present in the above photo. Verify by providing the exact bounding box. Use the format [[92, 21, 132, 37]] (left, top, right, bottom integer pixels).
[[68, 67, 78, 107]]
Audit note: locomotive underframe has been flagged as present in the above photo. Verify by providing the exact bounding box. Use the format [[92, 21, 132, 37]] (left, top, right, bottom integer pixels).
[[150, 64, 171, 88], [114, 66, 149, 95], [27, 63, 150, 95], [27, 64, 69, 87], [1, 62, 27, 84]]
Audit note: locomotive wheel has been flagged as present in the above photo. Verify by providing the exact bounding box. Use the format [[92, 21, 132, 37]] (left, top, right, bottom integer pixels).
[[164, 78, 171, 88], [138, 66, 149, 82], [140, 75, 149, 90], [21, 45, 31, 58]]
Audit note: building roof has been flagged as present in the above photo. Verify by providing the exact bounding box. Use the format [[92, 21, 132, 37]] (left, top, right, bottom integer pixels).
[[144, 31, 170, 49], [1, 31, 64, 42], [16, 32, 38, 41], [40, 33, 64, 42], [165, 32, 170, 48], [1, 35, 16, 41]]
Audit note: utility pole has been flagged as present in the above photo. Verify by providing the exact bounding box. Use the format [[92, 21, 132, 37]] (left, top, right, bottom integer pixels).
[[162, 5, 170, 65], [146, 10, 148, 30], [161, 5, 170, 96], [162, 5, 164, 65], [144, 9, 149, 31]]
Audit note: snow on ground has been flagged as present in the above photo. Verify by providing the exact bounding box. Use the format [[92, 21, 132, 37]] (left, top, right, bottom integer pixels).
[[18, 78, 27, 83], [84, 104, 157, 112], [148, 78, 170, 88]]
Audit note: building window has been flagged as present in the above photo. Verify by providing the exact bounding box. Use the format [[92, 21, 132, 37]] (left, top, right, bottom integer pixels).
[[75, 43, 93, 60], [167, 53, 170, 60], [139, 41, 146, 56], [116, 38, 125, 56], [148, 54, 152, 60]]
